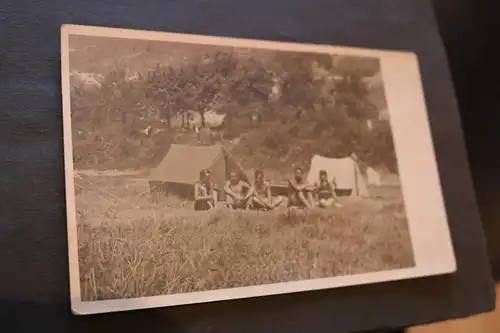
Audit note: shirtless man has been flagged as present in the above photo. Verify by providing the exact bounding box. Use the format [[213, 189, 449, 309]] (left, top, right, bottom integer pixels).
[[252, 169, 284, 211], [224, 170, 254, 210], [315, 170, 341, 208], [193, 169, 217, 211], [288, 167, 315, 208]]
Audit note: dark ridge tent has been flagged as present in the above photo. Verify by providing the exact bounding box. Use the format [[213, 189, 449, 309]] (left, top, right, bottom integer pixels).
[[148, 143, 249, 201]]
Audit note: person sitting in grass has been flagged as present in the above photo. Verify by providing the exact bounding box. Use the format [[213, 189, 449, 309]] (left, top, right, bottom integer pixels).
[[224, 170, 254, 210], [288, 166, 315, 209], [252, 169, 284, 211], [194, 169, 217, 211], [315, 170, 342, 208]]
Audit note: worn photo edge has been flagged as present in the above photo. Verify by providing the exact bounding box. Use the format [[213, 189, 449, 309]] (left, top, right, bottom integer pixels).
[[60, 24, 456, 315]]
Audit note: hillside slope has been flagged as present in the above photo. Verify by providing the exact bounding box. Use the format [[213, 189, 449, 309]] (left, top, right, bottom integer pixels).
[[69, 35, 396, 173]]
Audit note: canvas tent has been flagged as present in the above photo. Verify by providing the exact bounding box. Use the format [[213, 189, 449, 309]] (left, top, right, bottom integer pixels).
[[306, 154, 369, 197], [149, 144, 248, 201], [366, 166, 382, 186]]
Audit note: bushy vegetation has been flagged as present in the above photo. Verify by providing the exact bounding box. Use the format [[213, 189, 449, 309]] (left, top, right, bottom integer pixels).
[[76, 175, 413, 301], [70, 45, 397, 172], [70, 40, 411, 302]]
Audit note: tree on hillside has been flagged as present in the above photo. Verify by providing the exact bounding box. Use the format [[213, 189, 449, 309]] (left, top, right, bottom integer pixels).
[[239, 51, 396, 170], [333, 75, 378, 122], [216, 55, 276, 132], [362, 119, 398, 173], [172, 50, 275, 132], [142, 65, 187, 129], [270, 51, 332, 121], [71, 68, 149, 167], [179, 52, 231, 127], [70, 46, 397, 172]]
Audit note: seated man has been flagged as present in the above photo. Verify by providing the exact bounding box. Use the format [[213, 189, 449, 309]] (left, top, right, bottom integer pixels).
[[314, 170, 341, 208], [288, 167, 315, 208], [194, 169, 217, 211], [252, 169, 284, 211], [224, 170, 254, 210]]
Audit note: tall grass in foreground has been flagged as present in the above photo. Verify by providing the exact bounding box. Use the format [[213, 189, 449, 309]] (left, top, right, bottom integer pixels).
[[76, 176, 414, 301]]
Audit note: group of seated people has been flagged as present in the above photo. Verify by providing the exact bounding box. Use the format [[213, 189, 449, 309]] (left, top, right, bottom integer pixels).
[[193, 166, 342, 211]]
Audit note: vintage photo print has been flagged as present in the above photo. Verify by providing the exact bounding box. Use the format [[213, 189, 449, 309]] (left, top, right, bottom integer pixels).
[[61, 24, 456, 315]]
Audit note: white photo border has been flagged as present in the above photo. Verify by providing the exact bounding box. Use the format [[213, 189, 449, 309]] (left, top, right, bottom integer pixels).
[[60, 24, 456, 315]]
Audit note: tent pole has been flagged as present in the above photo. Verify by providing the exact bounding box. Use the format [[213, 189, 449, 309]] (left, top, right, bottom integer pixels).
[[354, 158, 359, 196]]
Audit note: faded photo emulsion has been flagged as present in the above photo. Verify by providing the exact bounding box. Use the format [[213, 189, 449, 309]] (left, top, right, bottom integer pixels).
[[61, 25, 456, 315]]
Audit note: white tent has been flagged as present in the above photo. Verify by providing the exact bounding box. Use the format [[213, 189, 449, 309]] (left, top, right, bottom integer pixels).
[[306, 154, 369, 197], [366, 167, 382, 186]]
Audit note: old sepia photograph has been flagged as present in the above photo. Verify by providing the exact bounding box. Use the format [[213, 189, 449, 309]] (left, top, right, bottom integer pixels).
[[61, 25, 456, 315]]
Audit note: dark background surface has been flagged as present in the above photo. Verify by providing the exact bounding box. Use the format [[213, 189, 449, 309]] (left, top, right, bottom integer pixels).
[[433, 0, 500, 281], [0, 0, 498, 332]]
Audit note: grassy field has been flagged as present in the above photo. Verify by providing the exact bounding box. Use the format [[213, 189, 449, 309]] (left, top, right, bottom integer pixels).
[[75, 174, 414, 301]]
